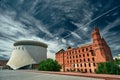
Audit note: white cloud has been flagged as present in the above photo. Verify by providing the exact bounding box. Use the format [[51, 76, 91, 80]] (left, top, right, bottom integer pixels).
[[71, 32, 81, 39], [0, 12, 65, 59]]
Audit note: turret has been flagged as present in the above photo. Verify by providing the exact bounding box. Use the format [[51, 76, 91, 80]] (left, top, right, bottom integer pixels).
[[92, 27, 112, 62], [92, 27, 101, 45]]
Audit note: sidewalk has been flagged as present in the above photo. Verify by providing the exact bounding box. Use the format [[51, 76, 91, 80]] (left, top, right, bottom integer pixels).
[[24, 70, 120, 80]]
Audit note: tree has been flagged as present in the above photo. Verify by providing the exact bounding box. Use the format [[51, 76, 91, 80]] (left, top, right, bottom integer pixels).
[[96, 61, 120, 75], [38, 58, 61, 71], [114, 59, 120, 65]]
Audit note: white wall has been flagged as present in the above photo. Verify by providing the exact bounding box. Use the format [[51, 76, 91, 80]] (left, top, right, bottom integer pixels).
[[7, 45, 47, 69]]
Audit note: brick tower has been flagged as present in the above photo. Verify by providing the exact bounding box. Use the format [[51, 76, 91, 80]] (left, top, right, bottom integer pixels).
[[92, 27, 113, 62]]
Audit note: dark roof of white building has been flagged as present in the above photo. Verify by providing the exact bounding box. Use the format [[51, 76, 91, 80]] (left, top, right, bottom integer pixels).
[[14, 40, 48, 48]]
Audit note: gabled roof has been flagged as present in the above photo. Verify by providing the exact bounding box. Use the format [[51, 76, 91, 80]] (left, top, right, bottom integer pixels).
[[56, 49, 65, 54]]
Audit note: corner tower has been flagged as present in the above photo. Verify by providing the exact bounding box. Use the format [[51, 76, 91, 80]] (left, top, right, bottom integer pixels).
[[92, 27, 113, 62]]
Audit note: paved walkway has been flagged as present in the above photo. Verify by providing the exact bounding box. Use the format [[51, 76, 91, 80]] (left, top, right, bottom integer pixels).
[[24, 70, 120, 80], [0, 70, 103, 80]]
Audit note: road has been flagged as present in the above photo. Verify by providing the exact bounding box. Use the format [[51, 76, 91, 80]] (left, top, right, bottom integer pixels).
[[0, 70, 103, 80]]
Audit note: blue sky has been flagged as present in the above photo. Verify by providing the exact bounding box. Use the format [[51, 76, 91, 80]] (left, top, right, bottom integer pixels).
[[0, 0, 120, 59]]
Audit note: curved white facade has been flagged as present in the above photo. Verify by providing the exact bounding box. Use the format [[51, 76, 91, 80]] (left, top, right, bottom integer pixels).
[[7, 40, 47, 70]]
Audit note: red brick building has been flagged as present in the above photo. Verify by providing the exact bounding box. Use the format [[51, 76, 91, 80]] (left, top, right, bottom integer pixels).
[[55, 27, 113, 73]]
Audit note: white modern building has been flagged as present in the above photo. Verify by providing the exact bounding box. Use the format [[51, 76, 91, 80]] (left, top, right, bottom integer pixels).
[[7, 40, 48, 70]]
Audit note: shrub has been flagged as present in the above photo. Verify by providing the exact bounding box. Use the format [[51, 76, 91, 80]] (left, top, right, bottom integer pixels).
[[96, 61, 120, 75], [38, 58, 61, 71]]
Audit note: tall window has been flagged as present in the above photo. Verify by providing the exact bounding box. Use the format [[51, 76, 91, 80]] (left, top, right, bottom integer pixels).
[[90, 50, 95, 56], [80, 59, 82, 62], [76, 60, 78, 63], [79, 55, 81, 57], [84, 59, 85, 62], [87, 53, 89, 56], [81, 64, 82, 67], [84, 63, 86, 67], [88, 58, 90, 62], [73, 56, 74, 58], [75, 51, 77, 54], [92, 58, 95, 61], [89, 69, 92, 73], [86, 48, 88, 51], [82, 49, 84, 52], [76, 55, 78, 58], [67, 57, 68, 59], [77, 64, 79, 67], [70, 60, 72, 63], [67, 61, 69, 63], [93, 63, 96, 66], [73, 60, 75, 63], [73, 64, 75, 67], [89, 63, 91, 67], [81, 69, 83, 72], [83, 54, 85, 57], [85, 69, 87, 72]]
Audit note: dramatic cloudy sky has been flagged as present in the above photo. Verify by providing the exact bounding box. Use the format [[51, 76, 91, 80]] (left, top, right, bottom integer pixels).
[[0, 0, 120, 60]]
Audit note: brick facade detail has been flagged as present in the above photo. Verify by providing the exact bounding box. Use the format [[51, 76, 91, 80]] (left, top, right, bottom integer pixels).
[[55, 27, 113, 73]]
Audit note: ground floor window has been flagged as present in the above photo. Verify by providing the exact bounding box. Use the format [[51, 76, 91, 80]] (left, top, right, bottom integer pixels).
[[89, 69, 92, 73]]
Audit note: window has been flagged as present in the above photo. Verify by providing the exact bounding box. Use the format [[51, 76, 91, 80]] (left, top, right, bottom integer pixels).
[[67, 61, 69, 63], [70, 60, 72, 63], [73, 64, 75, 67], [94, 69, 96, 72], [89, 63, 91, 67], [78, 69, 80, 72], [76, 60, 78, 63], [87, 53, 89, 56], [82, 49, 84, 52], [72, 51, 74, 54], [83, 54, 85, 57], [85, 69, 87, 72], [84, 63, 86, 67], [88, 58, 90, 62], [86, 48, 88, 51], [76, 55, 78, 58], [79, 55, 81, 57], [73, 56, 74, 58], [90, 50, 95, 56], [70, 52, 71, 55], [80, 59, 82, 62], [90, 47, 92, 49], [81, 64, 82, 67], [93, 63, 96, 66], [75, 51, 77, 54], [67, 69, 69, 71], [81, 69, 83, 72], [67, 56, 68, 59], [79, 50, 80, 53], [92, 58, 95, 61], [77, 64, 79, 67], [89, 69, 92, 73], [84, 59, 85, 62], [73, 60, 75, 62]]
